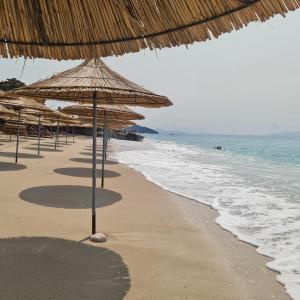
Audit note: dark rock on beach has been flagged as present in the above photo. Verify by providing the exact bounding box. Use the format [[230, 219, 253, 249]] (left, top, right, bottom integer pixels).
[[111, 130, 144, 142]]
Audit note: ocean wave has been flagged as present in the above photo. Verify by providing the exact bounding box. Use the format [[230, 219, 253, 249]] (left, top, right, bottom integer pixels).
[[112, 137, 300, 299]]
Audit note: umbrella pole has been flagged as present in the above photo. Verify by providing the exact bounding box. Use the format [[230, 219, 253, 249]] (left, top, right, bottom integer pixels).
[[72, 126, 75, 143], [66, 124, 69, 145], [92, 92, 97, 235], [38, 115, 41, 156], [55, 120, 59, 149], [104, 129, 108, 160], [15, 109, 21, 163], [9, 117, 12, 141], [101, 112, 107, 188], [24, 120, 27, 140]]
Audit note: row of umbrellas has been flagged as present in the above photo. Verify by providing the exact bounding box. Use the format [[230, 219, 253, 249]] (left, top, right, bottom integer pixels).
[[0, 58, 172, 239], [0, 91, 145, 161]]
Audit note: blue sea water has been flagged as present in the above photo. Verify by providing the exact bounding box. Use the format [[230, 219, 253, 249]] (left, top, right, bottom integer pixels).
[[113, 133, 300, 299]]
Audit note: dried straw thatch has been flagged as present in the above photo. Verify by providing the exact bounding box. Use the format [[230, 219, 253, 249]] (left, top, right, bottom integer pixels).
[[59, 119, 82, 126], [20, 108, 56, 119], [0, 96, 52, 112], [16, 59, 171, 107], [61, 104, 144, 121], [0, 0, 299, 60], [0, 104, 18, 117], [79, 116, 136, 127], [21, 114, 40, 125], [41, 110, 74, 122], [0, 90, 15, 99]]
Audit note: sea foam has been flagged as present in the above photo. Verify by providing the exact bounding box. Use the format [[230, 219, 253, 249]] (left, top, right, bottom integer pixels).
[[112, 137, 300, 299]]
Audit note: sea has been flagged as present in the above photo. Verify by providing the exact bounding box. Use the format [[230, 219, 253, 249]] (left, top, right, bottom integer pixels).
[[112, 132, 300, 300]]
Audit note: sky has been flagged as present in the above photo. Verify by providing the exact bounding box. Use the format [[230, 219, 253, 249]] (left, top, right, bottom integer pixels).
[[1, 10, 300, 135]]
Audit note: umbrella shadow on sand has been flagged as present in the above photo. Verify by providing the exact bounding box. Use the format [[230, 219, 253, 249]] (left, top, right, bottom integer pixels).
[[24, 147, 63, 153], [0, 161, 27, 171], [31, 143, 56, 147], [54, 167, 120, 178], [79, 151, 110, 157], [70, 157, 118, 165], [19, 185, 122, 209], [0, 152, 43, 159], [0, 237, 130, 300]]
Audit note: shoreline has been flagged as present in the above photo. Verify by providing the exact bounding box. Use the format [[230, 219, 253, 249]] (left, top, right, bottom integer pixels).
[[0, 134, 291, 299], [111, 139, 291, 300]]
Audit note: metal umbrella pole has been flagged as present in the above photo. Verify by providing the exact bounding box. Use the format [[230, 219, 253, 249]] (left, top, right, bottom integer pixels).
[[104, 128, 108, 161], [92, 91, 97, 235], [55, 119, 60, 149], [15, 108, 21, 163], [9, 116, 12, 141], [38, 115, 41, 156], [24, 120, 27, 140], [65, 124, 68, 145], [101, 112, 107, 188], [72, 126, 75, 143]]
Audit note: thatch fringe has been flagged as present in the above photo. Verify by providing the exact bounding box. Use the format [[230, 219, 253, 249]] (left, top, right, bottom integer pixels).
[[79, 116, 136, 128], [0, 96, 52, 111], [0, 104, 18, 116], [60, 104, 145, 120], [0, 0, 299, 59]]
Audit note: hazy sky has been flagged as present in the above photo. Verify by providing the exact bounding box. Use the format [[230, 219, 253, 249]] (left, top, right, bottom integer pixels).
[[1, 10, 300, 135]]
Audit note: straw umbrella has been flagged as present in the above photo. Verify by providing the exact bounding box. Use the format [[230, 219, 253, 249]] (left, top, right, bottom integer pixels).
[[0, 1, 299, 60], [0, 92, 19, 141], [0, 97, 52, 163], [16, 58, 171, 240], [61, 104, 144, 188], [0, 104, 18, 141]]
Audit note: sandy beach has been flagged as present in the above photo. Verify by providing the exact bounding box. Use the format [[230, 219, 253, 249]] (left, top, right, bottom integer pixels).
[[0, 133, 290, 300]]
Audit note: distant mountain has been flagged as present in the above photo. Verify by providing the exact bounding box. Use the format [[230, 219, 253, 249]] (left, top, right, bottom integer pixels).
[[127, 125, 158, 134]]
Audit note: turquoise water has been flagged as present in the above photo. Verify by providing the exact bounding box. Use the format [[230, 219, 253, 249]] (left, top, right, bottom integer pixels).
[[113, 133, 300, 299], [152, 133, 300, 165]]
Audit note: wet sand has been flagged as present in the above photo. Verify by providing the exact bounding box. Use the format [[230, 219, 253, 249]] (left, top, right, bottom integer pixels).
[[0, 133, 290, 299]]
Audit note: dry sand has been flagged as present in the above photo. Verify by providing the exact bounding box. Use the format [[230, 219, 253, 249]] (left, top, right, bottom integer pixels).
[[0, 133, 290, 299]]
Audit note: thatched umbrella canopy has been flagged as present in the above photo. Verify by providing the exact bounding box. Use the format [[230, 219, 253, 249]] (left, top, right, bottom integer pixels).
[[15, 59, 171, 107], [16, 58, 171, 239], [79, 116, 136, 128], [0, 91, 15, 99], [21, 114, 40, 125], [0, 96, 52, 162], [60, 104, 145, 120], [0, 0, 299, 60], [0, 96, 51, 112], [0, 104, 18, 117]]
